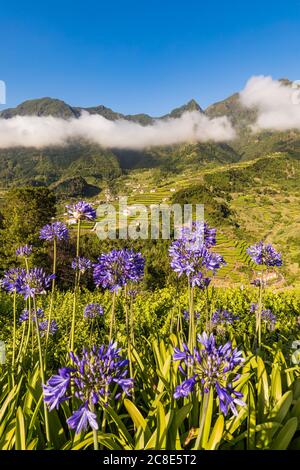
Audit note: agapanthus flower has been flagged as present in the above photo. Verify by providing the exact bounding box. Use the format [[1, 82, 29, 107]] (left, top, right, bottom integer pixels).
[[72, 257, 92, 274], [128, 289, 138, 298], [84, 303, 104, 319], [66, 201, 96, 222], [40, 221, 69, 242], [39, 319, 58, 336], [179, 221, 217, 249], [43, 343, 133, 434], [251, 278, 266, 288], [261, 309, 276, 330], [182, 309, 201, 323], [211, 309, 238, 325], [173, 332, 245, 416], [15, 268, 55, 299], [19, 308, 44, 323], [67, 405, 98, 434], [93, 249, 145, 292], [250, 304, 276, 331], [169, 231, 225, 288], [247, 241, 282, 267], [0, 268, 26, 293], [16, 245, 33, 257]]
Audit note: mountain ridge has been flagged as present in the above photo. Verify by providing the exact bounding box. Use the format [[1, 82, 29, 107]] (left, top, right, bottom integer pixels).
[[0, 87, 300, 189], [0, 97, 203, 123]]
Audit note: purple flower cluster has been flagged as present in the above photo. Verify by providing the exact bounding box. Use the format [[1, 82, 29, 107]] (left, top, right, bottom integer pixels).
[[16, 245, 33, 257], [93, 249, 145, 292], [0, 268, 25, 293], [211, 309, 238, 325], [247, 241, 282, 267], [66, 201, 96, 222], [183, 221, 217, 249], [128, 289, 138, 298], [169, 223, 225, 288], [1, 268, 54, 298], [250, 278, 266, 288], [173, 332, 245, 416], [182, 309, 201, 323], [72, 257, 92, 274], [39, 320, 58, 337], [40, 221, 69, 242], [250, 303, 276, 330], [250, 302, 258, 313], [84, 303, 104, 319], [15, 268, 55, 299], [261, 309, 276, 330], [19, 309, 58, 335], [19, 308, 44, 323], [43, 343, 133, 434]]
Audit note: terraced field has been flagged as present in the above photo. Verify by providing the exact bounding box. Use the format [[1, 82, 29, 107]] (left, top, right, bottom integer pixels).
[[69, 153, 298, 287]]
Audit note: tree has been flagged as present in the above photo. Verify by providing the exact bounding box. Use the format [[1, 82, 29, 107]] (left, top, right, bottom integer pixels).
[[0, 187, 56, 270]]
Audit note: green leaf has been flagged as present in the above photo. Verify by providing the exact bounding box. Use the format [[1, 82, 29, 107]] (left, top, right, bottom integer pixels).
[[15, 407, 26, 450], [71, 432, 124, 450], [247, 382, 256, 450], [168, 402, 192, 450], [205, 415, 224, 450], [201, 388, 214, 448], [156, 401, 167, 449], [257, 356, 269, 419], [271, 417, 298, 450], [256, 421, 281, 448], [105, 404, 133, 447], [270, 364, 282, 402], [124, 398, 151, 448], [268, 391, 293, 423]]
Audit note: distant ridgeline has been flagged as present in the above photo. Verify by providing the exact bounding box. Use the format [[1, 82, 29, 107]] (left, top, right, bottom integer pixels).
[[0, 92, 300, 191]]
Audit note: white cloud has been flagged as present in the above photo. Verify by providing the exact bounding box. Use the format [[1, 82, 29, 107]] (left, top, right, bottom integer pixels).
[[239, 75, 300, 131], [0, 110, 235, 149]]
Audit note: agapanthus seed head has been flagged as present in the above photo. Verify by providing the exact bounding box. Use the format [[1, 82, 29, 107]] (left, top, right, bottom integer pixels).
[[66, 201, 96, 221], [173, 332, 245, 416], [93, 249, 145, 292], [247, 241, 282, 267], [40, 221, 69, 242]]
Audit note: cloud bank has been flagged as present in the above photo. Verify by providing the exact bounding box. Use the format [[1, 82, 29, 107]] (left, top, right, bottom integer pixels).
[[0, 111, 236, 149], [2, 76, 299, 150], [239, 75, 300, 131]]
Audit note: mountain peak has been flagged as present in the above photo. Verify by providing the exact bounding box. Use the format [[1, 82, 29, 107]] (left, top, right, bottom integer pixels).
[[185, 99, 202, 110], [164, 99, 203, 119], [0, 97, 80, 119]]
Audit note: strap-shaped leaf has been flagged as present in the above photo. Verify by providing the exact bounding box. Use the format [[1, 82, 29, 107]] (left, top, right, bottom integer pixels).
[[15, 407, 26, 450], [205, 415, 224, 450], [270, 417, 297, 450], [268, 391, 293, 423]]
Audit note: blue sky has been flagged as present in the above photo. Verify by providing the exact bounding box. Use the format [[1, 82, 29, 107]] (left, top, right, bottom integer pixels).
[[1, 0, 300, 115]]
